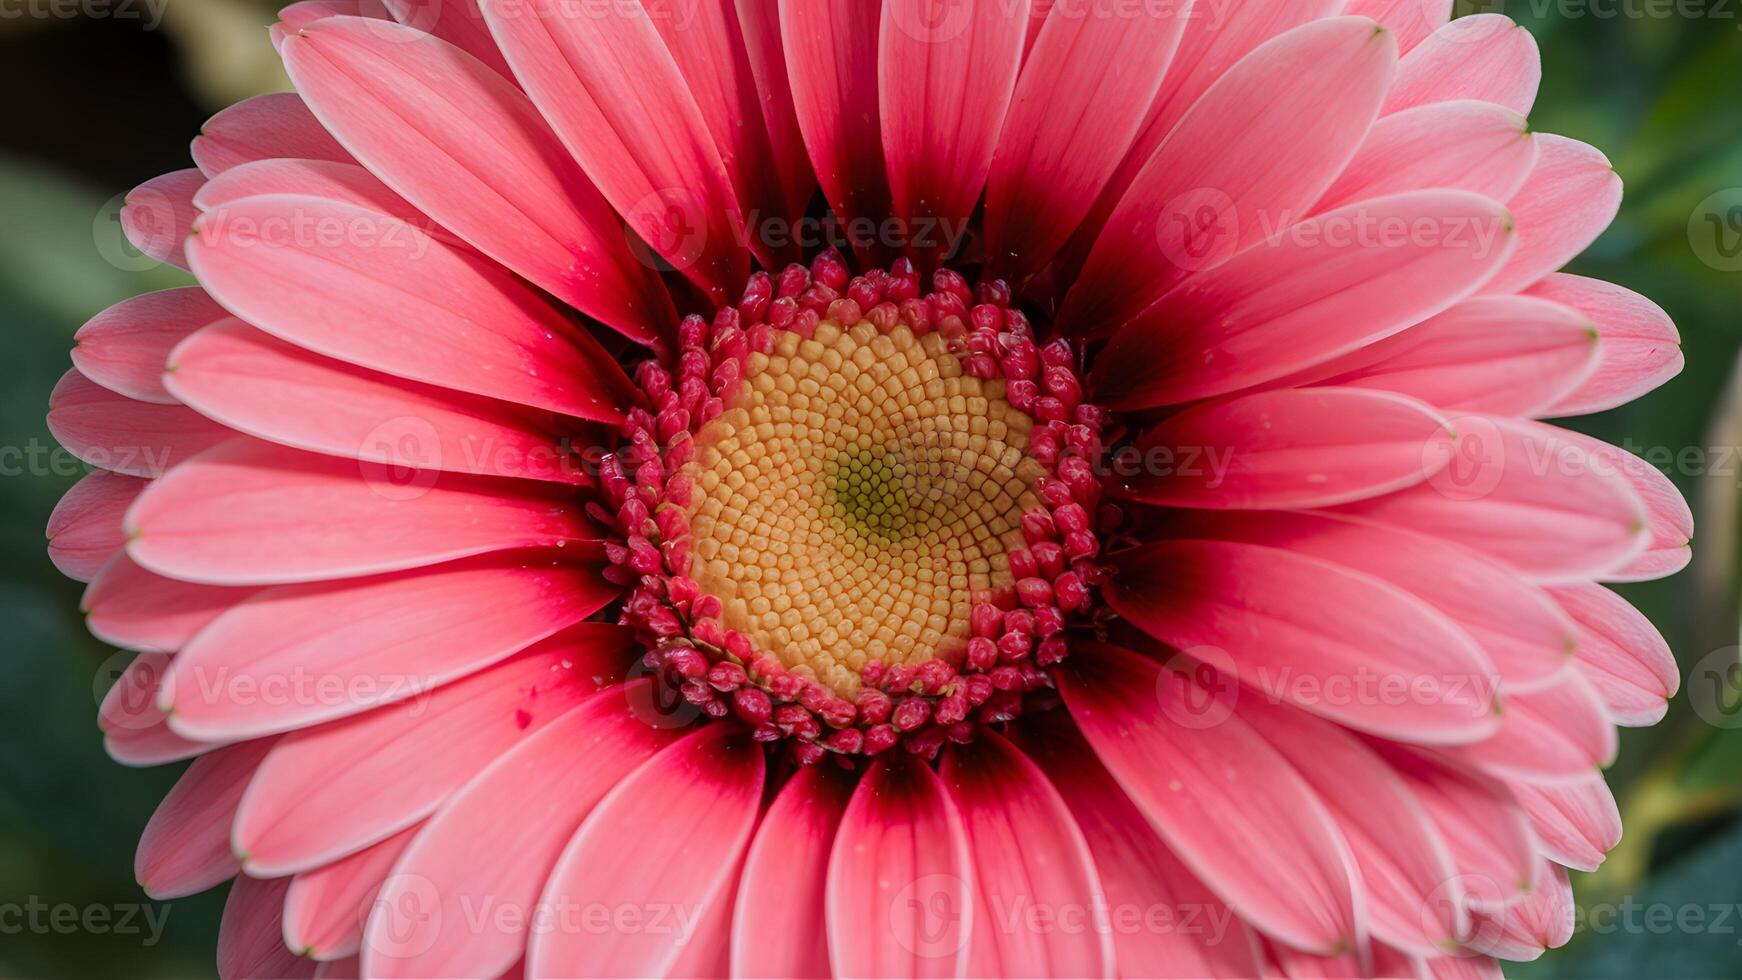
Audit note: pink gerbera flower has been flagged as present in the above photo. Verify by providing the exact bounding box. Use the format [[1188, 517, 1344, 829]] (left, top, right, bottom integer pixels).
[[50, 0, 1690, 976]]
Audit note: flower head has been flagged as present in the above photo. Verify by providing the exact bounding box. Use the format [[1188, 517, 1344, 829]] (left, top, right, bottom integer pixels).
[[55, 0, 1687, 977]]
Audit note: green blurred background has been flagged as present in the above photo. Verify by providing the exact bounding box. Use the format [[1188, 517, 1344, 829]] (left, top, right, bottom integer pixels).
[[1, 1, 1740, 976]]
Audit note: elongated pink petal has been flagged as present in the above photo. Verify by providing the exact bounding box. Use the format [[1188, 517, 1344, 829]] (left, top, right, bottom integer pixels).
[[1062, 17, 1397, 337], [1427, 952, 1504, 979], [193, 159, 468, 254], [879, 0, 1027, 268], [734, 0, 816, 230], [1546, 428, 1691, 582], [136, 738, 276, 899], [731, 763, 855, 980], [219, 874, 312, 980], [1466, 861, 1574, 960], [47, 470, 146, 582], [826, 750, 973, 978], [1385, 15, 1540, 116], [108, 716, 221, 767], [780, 0, 890, 265], [479, 0, 749, 303], [365, 680, 681, 978], [233, 624, 629, 877], [192, 93, 352, 176], [1058, 641, 1362, 954], [281, 17, 675, 341], [1239, 698, 1464, 954], [1332, 416, 1650, 582], [283, 824, 420, 960], [187, 195, 640, 422], [1447, 671, 1616, 781], [1343, 0, 1453, 53], [1316, 100, 1537, 215], [84, 555, 256, 652], [1549, 583, 1680, 726], [527, 724, 765, 978], [121, 168, 202, 270], [381, 0, 512, 76], [1108, 539, 1499, 742], [159, 555, 618, 740], [165, 321, 586, 486], [1529, 274, 1682, 416], [1092, 191, 1516, 410], [1066, 0, 1342, 279], [1121, 387, 1453, 509], [647, 0, 793, 266], [1484, 135, 1622, 296], [1170, 511, 1575, 691], [100, 651, 228, 767], [127, 442, 596, 586], [1511, 777, 1621, 872], [1370, 745, 1538, 911], [73, 287, 229, 405], [1010, 711, 1266, 977], [48, 369, 234, 478], [1317, 294, 1599, 417], [981, 0, 1187, 280], [941, 732, 1113, 977]]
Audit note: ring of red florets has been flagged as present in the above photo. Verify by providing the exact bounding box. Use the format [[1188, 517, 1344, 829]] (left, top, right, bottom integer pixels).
[[598, 250, 1115, 764]]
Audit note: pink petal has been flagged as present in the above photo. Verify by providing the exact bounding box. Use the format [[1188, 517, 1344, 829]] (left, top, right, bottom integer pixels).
[[1120, 387, 1454, 509], [47, 469, 146, 582], [121, 168, 203, 270], [1370, 745, 1538, 911], [1483, 135, 1622, 296], [280, 17, 676, 342], [730, 763, 856, 979], [73, 287, 229, 405], [381, 0, 513, 76], [218, 874, 313, 980], [1107, 539, 1499, 743], [187, 195, 641, 422], [780, 0, 891, 265], [477, 0, 749, 302], [47, 369, 234, 478], [1549, 583, 1679, 727], [193, 159, 467, 255], [1331, 416, 1650, 583], [1544, 430, 1691, 583], [191, 93, 352, 176], [136, 738, 276, 899], [1315, 100, 1537, 216], [1343, 0, 1453, 53], [1056, 641, 1361, 955], [734, 0, 817, 233], [362, 679, 682, 979], [981, 0, 1188, 280], [647, 0, 795, 266], [941, 731, 1113, 977], [1465, 860, 1574, 960], [159, 555, 619, 740], [165, 320, 588, 485], [1446, 670, 1617, 781], [232, 623, 630, 876], [100, 651, 227, 767], [1385, 15, 1540, 116], [1170, 511, 1575, 691], [1311, 294, 1601, 418], [1427, 953, 1504, 980], [1529, 274, 1683, 416], [825, 750, 973, 978], [1065, 0, 1343, 281], [1011, 711, 1266, 977], [1062, 17, 1397, 337], [1510, 776, 1621, 873], [879, 0, 1027, 267], [1092, 190, 1516, 410], [527, 724, 765, 978], [127, 442, 598, 586], [1239, 697, 1464, 955], [83, 554, 256, 651], [283, 824, 420, 960]]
